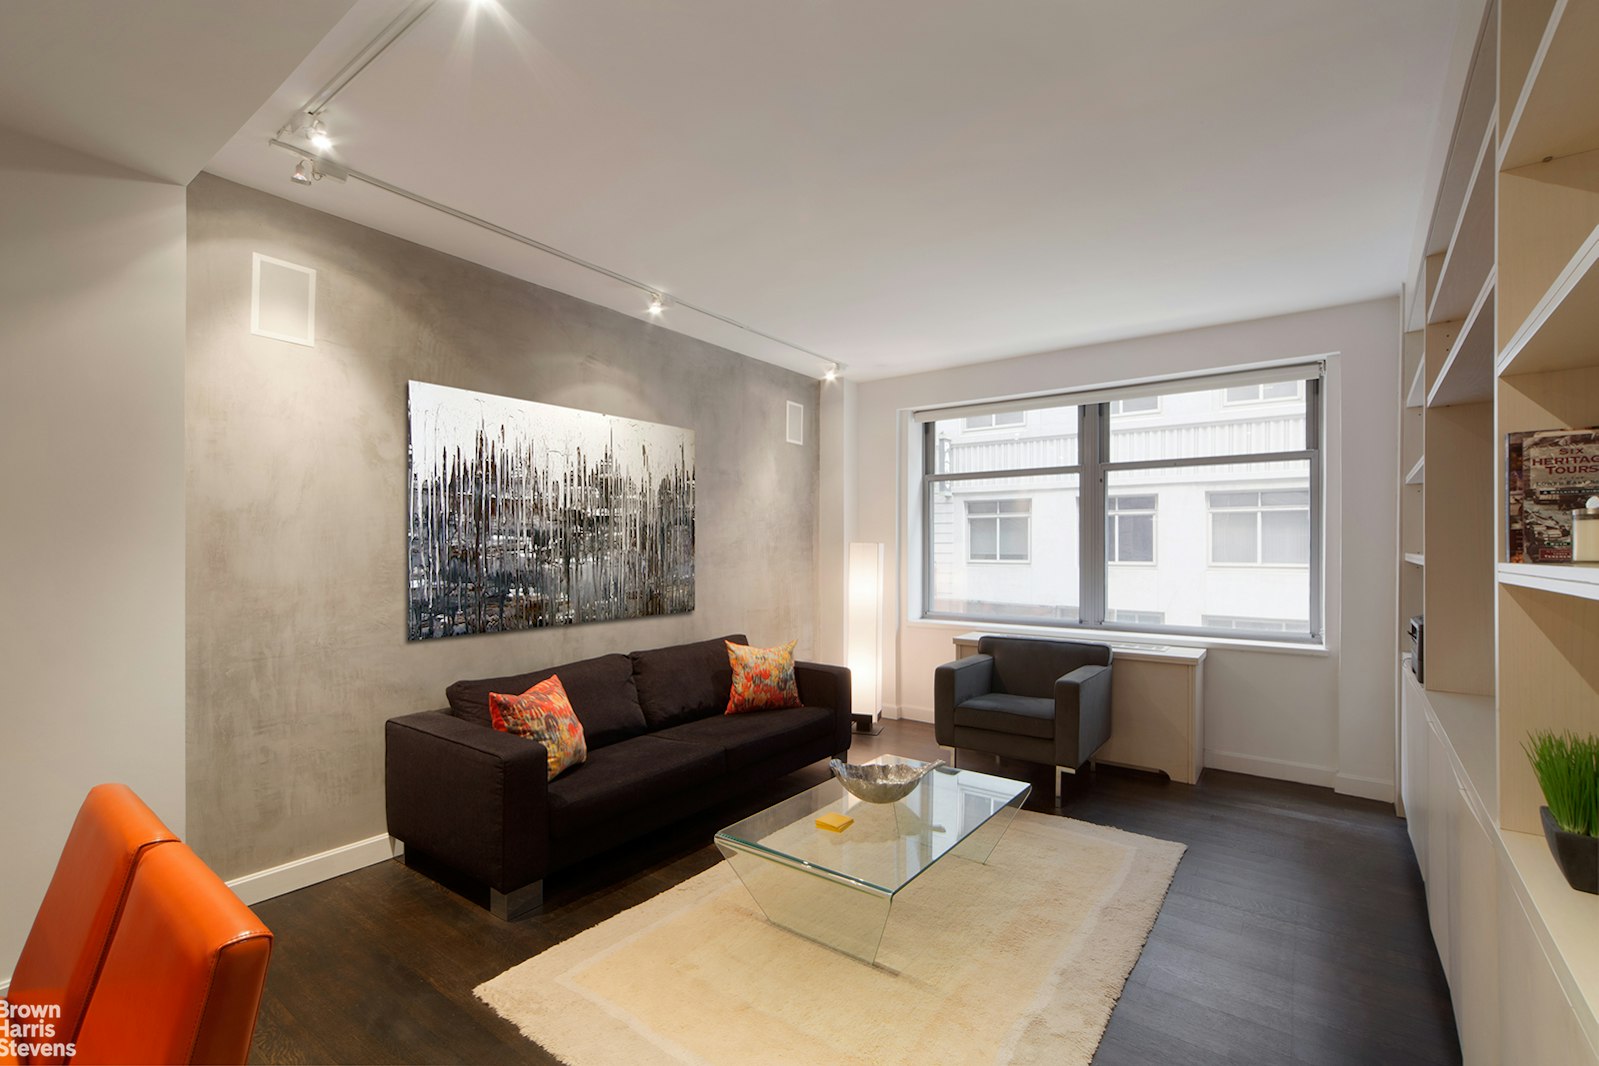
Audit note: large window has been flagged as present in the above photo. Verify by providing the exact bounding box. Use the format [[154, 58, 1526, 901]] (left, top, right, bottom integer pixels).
[[920, 367, 1321, 640]]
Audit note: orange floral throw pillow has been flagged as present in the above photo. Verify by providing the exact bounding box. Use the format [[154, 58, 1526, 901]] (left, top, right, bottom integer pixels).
[[489, 674, 587, 780], [725, 639, 803, 714]]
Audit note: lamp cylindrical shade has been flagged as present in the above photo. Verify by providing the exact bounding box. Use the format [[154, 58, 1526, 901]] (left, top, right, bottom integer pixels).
[[847, 542, 885, 719]]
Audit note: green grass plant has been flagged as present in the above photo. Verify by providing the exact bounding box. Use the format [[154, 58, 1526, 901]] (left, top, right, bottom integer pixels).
[[1524, 731, 1599, 837]]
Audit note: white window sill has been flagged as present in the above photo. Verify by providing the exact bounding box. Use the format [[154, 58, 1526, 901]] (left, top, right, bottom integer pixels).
[[906, 616, 1331, 657]]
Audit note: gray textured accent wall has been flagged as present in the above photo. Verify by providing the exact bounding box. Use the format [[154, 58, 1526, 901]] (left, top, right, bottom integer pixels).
[[186, 174, 819, 880]]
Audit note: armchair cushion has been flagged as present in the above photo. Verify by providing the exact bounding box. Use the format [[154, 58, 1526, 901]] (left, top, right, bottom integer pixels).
[[951, 693, 1055, 739]]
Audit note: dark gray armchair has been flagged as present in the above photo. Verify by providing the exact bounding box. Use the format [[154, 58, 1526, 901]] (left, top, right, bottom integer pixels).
[[934, 636, 1112, 800]]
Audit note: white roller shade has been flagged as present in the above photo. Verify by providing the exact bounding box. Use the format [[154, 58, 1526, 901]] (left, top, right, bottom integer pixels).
[[912, 357, 1327, 424]]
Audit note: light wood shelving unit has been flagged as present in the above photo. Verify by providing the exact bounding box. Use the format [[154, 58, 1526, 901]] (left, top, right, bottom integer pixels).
[[1397, 2, 1599, 1061]]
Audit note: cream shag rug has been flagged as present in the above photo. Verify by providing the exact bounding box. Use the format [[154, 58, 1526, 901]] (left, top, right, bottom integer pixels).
[[477, 812, 1184, 1066]]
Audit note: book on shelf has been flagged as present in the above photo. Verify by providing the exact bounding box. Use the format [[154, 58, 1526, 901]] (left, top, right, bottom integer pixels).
[[1507, 428, 1599, 563]]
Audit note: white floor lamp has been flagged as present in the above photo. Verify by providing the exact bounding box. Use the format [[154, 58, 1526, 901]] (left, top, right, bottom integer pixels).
[[847, 542, 885, 735]]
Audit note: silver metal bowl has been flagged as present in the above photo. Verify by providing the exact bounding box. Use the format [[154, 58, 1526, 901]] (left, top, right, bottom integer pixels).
[[828, 758, 945, 803]]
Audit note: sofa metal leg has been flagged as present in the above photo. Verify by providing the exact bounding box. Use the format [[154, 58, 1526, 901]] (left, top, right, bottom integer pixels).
[[490, 880, 543, 921]]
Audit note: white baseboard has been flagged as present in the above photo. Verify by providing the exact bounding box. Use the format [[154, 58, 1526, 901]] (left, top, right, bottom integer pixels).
[[226, 833, 401, 907], [0, 836, 401, 991], [1335, 772, 1396, 804], [894, 704, 934, 723], [1204, 749, 1336, 788]]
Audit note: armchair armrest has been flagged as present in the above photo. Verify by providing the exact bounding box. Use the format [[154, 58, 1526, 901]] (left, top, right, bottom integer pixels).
[[385, 710, 549, 894], [934, 654, 994, 746], [1053, 664, 1112, 769], [795, 661, 853, 754]]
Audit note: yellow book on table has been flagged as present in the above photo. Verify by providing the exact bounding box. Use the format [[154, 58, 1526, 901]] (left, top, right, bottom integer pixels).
[[814, 811, 854, 833]]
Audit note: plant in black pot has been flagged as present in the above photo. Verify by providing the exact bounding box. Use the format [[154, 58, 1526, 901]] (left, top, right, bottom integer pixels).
[[1523, 731, 1598, 894]]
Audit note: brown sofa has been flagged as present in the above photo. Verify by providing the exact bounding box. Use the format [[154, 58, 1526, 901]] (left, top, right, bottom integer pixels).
[[385, 634, 852, 918]]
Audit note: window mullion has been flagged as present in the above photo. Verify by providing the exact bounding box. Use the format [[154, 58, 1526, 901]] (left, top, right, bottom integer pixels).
[[1080, 404, 1106, 626]]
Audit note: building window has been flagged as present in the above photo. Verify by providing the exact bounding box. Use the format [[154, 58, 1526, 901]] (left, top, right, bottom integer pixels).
[[1106, 494, 1156, 563], [1208, 489, 1311, 566], [966, 498, 1031, 562], [964, 411, 1025, 431], [1109, 396, 1159, 415], [1223, 381, 1303, 405], [1107, 609, 1165, 625], [920, 366, 1322, 640]]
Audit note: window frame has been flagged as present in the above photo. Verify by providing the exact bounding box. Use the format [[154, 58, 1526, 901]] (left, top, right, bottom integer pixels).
[[1205, 488, 1312, 568], [1106, 493, 1158, 566], [962, 411, 1026, 431], [1222, 380, 1305, 407], [964, 497, 1032, 564], [1109, 396, 1161, 417], [920, 369, 1323, 643]]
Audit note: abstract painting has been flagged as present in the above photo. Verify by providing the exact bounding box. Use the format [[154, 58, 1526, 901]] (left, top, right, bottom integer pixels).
[[407, 381, 694, 640]]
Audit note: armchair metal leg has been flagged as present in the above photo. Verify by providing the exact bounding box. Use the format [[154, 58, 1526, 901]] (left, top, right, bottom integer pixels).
[[490, 880, 543, 921]]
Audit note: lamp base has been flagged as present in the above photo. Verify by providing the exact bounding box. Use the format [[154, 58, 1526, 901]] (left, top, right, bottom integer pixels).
[[851, 710, 884, 736]]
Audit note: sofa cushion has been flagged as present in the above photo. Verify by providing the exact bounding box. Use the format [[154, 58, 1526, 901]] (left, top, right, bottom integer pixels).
[[488, 675, 587, 781], [724, 639, 803, 714], [630, 634, 747, 730], [545, 735, 724, 850], [653, 704, 835, 770], [952, 693, 1056, 739], [445, 653, 645, 749]]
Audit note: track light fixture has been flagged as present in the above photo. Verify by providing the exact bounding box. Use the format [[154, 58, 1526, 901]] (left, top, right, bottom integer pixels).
[[646, 293, 665, 316], [292, 160, 315, 185], [308, 117, 333, 151], [824, 364, 839, 382]]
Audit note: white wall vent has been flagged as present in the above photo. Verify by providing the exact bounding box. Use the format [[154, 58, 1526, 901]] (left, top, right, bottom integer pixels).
[[786, 401, 804, 446], [251, 253, 316, 347]]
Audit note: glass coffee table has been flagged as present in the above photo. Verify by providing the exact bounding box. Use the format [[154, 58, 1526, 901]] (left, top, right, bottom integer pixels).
[[713, 755, 1030, 964]]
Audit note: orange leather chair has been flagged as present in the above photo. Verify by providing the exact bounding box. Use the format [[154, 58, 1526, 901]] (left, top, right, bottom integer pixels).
[[3, 784, 177, 1066], [69, 842, 273, 1066]]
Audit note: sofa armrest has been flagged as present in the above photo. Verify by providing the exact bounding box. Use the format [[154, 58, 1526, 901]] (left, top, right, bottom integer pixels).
[[385, 710, 549, 894], [795, 661, 853, 754], [1053, 664, 1112, 769], [934, 654, 994, 746]]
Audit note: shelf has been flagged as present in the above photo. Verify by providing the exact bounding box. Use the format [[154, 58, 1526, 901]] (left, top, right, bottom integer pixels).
[[1405, 456, 1425, 486], [1497, 224, 1599, 376], [1427, 269, 1495, 407], [1499, 561, 1599, 601], [1429, 121, 1496, 324], [1500, 0, 1599, 170], [1425, 688, 1498, 821], [1498, 829, 1599, 1052], [1406, 358, 1427, 408], [1404, 552, 1426, 567]]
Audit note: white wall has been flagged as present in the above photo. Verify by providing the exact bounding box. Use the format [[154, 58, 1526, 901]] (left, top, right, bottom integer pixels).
[[843, 298, 1400, 801], [0, 127, 187, 982]]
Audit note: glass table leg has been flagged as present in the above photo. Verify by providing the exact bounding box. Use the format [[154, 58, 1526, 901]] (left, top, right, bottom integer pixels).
[[716, 841, 894, 964]]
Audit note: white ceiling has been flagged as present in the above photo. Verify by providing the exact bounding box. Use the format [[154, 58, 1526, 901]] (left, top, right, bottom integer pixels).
[[208, 0, 1474, 380], [0, 1, 354, 184]]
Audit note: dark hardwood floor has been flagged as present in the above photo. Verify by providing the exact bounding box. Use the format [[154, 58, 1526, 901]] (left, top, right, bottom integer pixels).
[[248, 720, 1460, 1065]]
